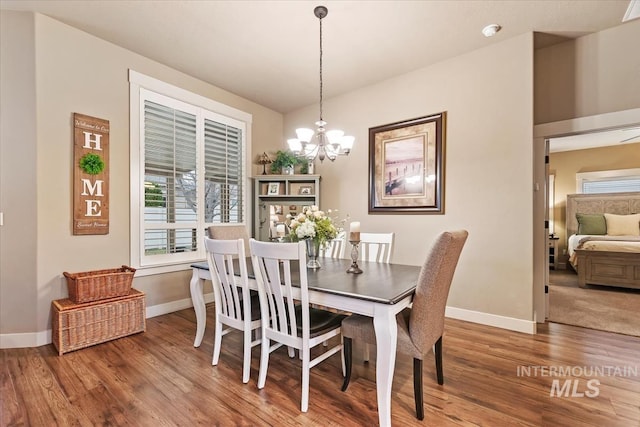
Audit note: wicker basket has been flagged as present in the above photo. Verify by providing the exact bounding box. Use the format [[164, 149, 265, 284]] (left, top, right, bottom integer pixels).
[[52, 289, 146, 355], [63, 265, 135, 303]]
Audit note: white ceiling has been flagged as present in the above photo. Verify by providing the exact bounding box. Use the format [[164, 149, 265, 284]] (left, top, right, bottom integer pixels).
[[1, 0, 634, 114], [549, 127, 640, 153]]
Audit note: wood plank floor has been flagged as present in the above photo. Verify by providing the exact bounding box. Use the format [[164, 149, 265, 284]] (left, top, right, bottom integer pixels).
[[2, 305, 639, 426]]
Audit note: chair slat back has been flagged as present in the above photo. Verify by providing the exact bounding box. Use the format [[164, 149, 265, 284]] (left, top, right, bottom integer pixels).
[[322, 231, 346, 259], [409, 230, 468, 351], [359, 232, 394, 263], [204, 237, 251, 322], [250, 240, 310, 341]]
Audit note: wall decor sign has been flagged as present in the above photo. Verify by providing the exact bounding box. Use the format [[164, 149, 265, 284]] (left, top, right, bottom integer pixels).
[[369, 112, 445, 214], [73, 113, 110, 234]]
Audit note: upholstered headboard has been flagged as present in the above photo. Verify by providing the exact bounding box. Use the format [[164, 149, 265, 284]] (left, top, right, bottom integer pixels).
[[566, 192, 640, 237]]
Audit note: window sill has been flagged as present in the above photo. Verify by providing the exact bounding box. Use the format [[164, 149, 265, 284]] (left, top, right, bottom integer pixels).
[[134, 261, 204, 277]]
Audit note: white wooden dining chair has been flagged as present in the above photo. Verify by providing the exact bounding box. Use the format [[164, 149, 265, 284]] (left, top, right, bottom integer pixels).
[[204, 237, 261, 384], [357, 232, 394, 360], [359, 232, 394, 263], [322, 231, 346, 259], [249, 239, 346, 412]]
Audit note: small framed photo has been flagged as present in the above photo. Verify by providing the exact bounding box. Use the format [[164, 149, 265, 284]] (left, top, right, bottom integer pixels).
[[289, 205, 298, 211], [267, 182, 280, 195], [299, 185, 313, 195]]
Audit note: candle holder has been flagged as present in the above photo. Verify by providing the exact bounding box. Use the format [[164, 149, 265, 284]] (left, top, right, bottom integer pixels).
[[346, 240, 363, 274]]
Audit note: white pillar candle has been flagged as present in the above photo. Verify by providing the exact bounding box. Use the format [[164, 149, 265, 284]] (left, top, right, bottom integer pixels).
[[276, 224, 285, 237], [349, 221, 360, 241]]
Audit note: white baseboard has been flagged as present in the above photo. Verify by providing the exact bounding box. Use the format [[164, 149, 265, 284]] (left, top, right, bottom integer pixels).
[[2, 295, 534, 348], [445, 306, 536, 334], [0, 330, 51, 349], [0, 292, 215, 349], [145, 292, 214, 318]]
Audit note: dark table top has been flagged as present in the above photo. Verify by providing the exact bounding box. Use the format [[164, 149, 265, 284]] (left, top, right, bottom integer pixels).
[[192, 257, 420, 305]]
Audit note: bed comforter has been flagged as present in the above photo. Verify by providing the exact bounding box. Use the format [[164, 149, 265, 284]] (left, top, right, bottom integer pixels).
[[568, 235, 640, 268]]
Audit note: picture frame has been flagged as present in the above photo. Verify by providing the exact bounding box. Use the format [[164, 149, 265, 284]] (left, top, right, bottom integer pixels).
[[267, 182, 280, 195], [299, 185, 313, 195], [369, 112, 445, 214]]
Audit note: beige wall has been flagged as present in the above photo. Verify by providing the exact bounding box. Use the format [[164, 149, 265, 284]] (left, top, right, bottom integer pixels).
[[534, 19, 640, 124], [549, 142, 640, 266], [285, 34, 536, 322], [0, 11, 283, 336], [0, 12, 39, 334]]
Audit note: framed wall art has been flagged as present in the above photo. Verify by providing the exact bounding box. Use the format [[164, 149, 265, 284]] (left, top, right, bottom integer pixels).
[[369, 112, 445, 214]]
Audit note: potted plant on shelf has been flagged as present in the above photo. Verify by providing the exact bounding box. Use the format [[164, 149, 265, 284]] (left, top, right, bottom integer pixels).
[[270, 150, 303, 175]]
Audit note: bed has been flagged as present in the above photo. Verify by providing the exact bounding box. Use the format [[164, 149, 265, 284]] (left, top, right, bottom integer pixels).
[[566, 192, 640, 290]]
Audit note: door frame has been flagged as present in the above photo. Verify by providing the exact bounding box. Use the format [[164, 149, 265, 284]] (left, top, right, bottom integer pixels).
[[532, 108, 640, 325]]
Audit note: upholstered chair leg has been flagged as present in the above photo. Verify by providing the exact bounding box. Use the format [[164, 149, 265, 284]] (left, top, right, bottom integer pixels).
[[341, 337, 353, 391], [413, 358, 424, 420], [434, 336, 444, 385]]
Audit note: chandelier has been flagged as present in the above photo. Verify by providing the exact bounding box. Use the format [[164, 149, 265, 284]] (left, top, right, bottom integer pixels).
[[287, 5, 354, 163]]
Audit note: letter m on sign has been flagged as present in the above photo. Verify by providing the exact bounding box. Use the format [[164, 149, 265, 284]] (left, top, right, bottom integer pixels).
[[549, 379, 573, 397]]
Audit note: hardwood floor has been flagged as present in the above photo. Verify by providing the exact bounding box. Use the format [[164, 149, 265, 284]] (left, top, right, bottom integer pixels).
[[2, 305, 639, 426]]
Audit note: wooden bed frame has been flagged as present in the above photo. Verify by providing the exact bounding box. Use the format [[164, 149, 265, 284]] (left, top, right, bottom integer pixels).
[[566, 192, 640, 290]]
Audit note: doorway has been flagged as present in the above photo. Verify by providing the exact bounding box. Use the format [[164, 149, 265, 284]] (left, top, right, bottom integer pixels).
[[532, 108, 640, 325]]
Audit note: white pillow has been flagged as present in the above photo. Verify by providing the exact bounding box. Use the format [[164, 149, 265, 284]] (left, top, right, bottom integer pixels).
[[604, 213, 640, 236]]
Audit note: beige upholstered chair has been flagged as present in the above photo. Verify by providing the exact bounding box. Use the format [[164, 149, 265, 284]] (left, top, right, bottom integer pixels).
[[204, 237, 261, 383], [250, 239, 346, 412], [359, 232, 394, 263], [341, 230, 468, 420], [207, 225, 251, 253]]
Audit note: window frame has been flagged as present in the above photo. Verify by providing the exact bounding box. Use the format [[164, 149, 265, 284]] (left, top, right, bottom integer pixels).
[[129, 70, 252, 276], [576, 168, 640, 194]]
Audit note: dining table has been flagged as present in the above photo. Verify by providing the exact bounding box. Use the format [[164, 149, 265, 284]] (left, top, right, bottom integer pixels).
[[189, 256, 420, 427]]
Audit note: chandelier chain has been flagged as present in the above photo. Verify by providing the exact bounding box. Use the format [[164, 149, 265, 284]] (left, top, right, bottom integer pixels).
[[319, 12, 323, 122]]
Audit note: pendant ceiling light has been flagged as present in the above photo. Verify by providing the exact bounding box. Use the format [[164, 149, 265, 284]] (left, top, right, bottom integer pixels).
[[287, 5, 354, 163]]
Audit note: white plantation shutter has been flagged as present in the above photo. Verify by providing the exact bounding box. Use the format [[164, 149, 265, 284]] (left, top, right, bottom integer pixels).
[[204, 119, 243, 223], [130, 74, 250, 271]]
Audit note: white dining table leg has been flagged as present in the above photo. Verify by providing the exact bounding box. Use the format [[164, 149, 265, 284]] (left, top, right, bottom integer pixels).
[[373, 310, 398, 427], [190, 268, 207, 347]]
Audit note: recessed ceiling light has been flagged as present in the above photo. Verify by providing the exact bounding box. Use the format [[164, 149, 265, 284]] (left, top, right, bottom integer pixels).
[[482, 24, 501, 37]]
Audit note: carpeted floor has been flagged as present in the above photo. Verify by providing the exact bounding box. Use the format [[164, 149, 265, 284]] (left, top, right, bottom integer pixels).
[[548, 269, 640, 337]]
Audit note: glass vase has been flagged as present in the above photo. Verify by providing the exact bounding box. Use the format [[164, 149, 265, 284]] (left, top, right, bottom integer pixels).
[[305, 239, 322, 269]]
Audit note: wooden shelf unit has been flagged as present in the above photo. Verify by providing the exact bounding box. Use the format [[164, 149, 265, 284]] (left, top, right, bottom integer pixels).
[[253, 175, 320, 241]]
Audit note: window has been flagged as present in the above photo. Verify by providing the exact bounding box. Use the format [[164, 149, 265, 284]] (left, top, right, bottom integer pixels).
[[130, 71, 251, 274], [576, 168, 640, 194]]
